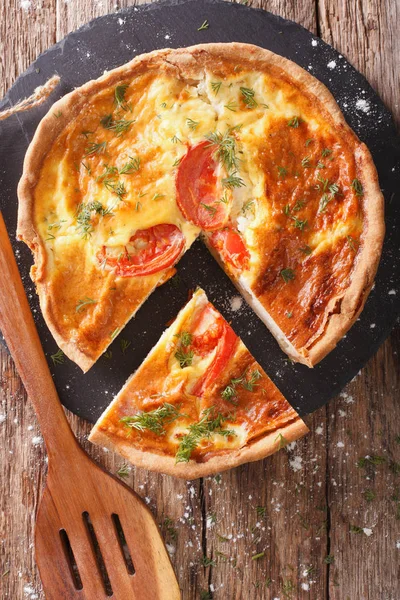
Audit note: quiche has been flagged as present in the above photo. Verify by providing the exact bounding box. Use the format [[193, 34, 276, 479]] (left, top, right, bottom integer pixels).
[[17, 43, 384, 371], [89, 288, 308, 478]]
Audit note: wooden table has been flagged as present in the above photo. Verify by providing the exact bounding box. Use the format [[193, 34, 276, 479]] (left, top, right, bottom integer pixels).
[[1, 1, 399, 598]]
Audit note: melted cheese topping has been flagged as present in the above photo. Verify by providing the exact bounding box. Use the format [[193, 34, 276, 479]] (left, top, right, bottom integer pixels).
[[31, 56, 365, 366]]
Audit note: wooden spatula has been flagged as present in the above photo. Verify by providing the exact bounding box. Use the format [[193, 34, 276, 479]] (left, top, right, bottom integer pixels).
[[0, 212, 181, 599]]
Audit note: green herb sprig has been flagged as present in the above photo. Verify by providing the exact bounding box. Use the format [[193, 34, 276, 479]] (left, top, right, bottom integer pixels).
[[176, 407, 235, 463], [76, 297, 97, 313], [240, 87, 258, 108], [121, 403, 185, 435]]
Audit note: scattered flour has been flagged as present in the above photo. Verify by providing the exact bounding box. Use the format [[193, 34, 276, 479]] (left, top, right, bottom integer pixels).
[[0, 413, 6, 424], [337, 441, 345, 448], [166, 543, 175, 555], [315, 425, 324, 435], [396, 540, 400, 549], [327, 60, 336, 70], [289, 456, 303, 472], [311, 39, 318, 47], [31, 436, 43, 446], [355, 98, 371, 113], [301, 582, 310, 591], [363, 527, 373, 537], [388, 289, 396, 295], [23, 585, 39, 599], [206, 515, 215, 529], [230, 296, 243, 312], [20, 0, 32, 10], [340, 391, 354, 404]]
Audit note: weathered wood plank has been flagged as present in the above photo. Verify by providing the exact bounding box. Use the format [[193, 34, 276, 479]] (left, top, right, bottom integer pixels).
[[0, 0, 57, 98], [319, 0, 400, 128], [325, 331, 400, 600], [320, 2, 400, 597]]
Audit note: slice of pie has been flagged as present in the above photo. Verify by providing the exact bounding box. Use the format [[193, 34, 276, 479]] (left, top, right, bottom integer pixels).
[[17, 43, 384, 371], [88, 288, 308, 478]]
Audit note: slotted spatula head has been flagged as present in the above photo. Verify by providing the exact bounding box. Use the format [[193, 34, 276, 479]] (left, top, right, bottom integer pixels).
[[35, 451, 181, 600]]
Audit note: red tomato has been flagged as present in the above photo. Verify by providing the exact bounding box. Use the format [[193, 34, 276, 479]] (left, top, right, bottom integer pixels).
[[190, 303, 238, 396], [208, 228, 250, 271], [97, 224, 185, 277], [176, 141, 231, 230]]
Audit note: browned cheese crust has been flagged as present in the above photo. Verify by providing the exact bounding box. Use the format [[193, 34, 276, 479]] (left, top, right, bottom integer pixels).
[[17, 43, 385, 370]]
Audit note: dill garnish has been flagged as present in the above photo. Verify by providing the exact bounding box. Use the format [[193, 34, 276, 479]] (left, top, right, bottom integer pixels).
[[242, 199, 255, 214], [200, 202, 217, 216], [211, 81, 222, 95], [50, 349, 65, 366], [186, 118, 199, 130], [75, 201, 113, 239], [288, 116, 302, 127], [240, 86, 258, 108], [224, 100, 238, 112], [120, 339, 131, 354], [76, 297, 97, 313], [172, 156, 183, 167], [352, 178, 364, 196], [110, 327, 121, 340], [278, 166, 287, 178], [84, 141, 107, 157], [175, 347, 194, 368], [275, 432, 288, 449], [104, 180, 127, 200], [205, 128, 240, 172], [197, 19, 209, 31], [114, 84, 131, 111], [121, 403, 184, 435], [119, 156, 140, 174], [221, 368, 262, 403], [280, 268, 295, 283], [116, 463, 130, 479], [101, 115, 134, 137], [346, 235, 358, 252], [222, 172, 245, 189], [175, 407, 235, 463]]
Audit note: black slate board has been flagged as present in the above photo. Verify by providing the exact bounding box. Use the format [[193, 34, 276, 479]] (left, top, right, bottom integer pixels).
[[1, 0, 399, 422]]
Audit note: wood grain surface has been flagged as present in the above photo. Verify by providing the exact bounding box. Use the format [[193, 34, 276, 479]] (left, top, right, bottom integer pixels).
[[1, 1, 399, 599]]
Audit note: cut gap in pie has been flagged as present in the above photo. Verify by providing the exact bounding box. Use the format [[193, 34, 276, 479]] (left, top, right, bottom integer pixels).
[[88, 288, 308, 479]]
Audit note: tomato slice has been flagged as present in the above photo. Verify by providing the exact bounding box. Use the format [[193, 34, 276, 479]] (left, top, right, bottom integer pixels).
[[208, 228, 250, 271], [190, 303, 238, 396], [97, 224, 185, 277], [176, 141, 231, 230]]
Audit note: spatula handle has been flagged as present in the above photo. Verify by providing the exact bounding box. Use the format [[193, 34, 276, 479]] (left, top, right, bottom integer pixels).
[[0, 212, 78, 458]]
